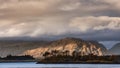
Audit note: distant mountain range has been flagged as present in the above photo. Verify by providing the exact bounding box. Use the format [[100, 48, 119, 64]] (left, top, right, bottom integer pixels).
[[0, 37, 119, 58], [0, 41, 47, 57], [109, 43, 120, 55]]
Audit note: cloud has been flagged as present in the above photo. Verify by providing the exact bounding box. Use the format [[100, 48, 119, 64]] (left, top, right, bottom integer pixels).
[[0, 16, 120, 41], [60, 2, 81, 11], [0, 0, 120, 41], [68, 16, 120, 41], [70, 16, 120, 32]]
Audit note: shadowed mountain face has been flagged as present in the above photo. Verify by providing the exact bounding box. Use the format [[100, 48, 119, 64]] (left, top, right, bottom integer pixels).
[[0, 41, 48, 57], [0, 38, 107, 58], [109, 43, 120, 55]]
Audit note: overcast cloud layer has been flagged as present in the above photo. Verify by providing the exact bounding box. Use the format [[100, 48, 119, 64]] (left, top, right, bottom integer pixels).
[[0, 0, 120, 41]]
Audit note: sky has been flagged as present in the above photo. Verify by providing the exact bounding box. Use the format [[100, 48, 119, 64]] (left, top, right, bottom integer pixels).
[[0, 0, 120, 43]]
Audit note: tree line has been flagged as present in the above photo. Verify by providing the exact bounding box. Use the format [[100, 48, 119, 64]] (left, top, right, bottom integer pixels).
[[40, 50, 120, 63], [0, 55, 35, 60]]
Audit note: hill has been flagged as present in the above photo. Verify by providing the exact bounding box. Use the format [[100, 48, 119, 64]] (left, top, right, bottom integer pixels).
[[23, 37, 107, 58]]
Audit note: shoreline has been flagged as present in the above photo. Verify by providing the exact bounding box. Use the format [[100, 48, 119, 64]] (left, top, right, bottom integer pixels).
[[0, 60, 36, 63], [0, 61, 120, 64], [37, 62, 120, 64]]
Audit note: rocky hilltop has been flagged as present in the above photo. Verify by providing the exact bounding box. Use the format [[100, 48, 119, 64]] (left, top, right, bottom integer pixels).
[[109, 43, 120, 55], [23, 38, 107, 58]]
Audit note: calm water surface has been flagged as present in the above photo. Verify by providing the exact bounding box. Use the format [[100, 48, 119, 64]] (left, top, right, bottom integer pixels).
[[0, 62, 120, 68]]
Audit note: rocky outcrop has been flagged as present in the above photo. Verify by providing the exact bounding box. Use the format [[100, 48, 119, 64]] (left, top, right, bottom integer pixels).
[[109, 43, 120, 55], [23, 38, 107, 58]]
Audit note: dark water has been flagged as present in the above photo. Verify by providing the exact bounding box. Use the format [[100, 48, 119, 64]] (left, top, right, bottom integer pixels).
[[0, 62, 120, 68]]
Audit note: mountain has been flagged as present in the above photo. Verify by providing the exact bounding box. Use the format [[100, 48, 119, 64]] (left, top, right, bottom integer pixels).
[[109, 43, 120, 55], [0, 38, 107, 58], [23, 37, 107, 58], [0, 41, 48, 57]]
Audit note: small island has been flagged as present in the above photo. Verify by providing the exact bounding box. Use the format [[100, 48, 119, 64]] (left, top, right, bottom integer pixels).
[[37, 50, 120, 64], [0, 55, 35, 63]]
